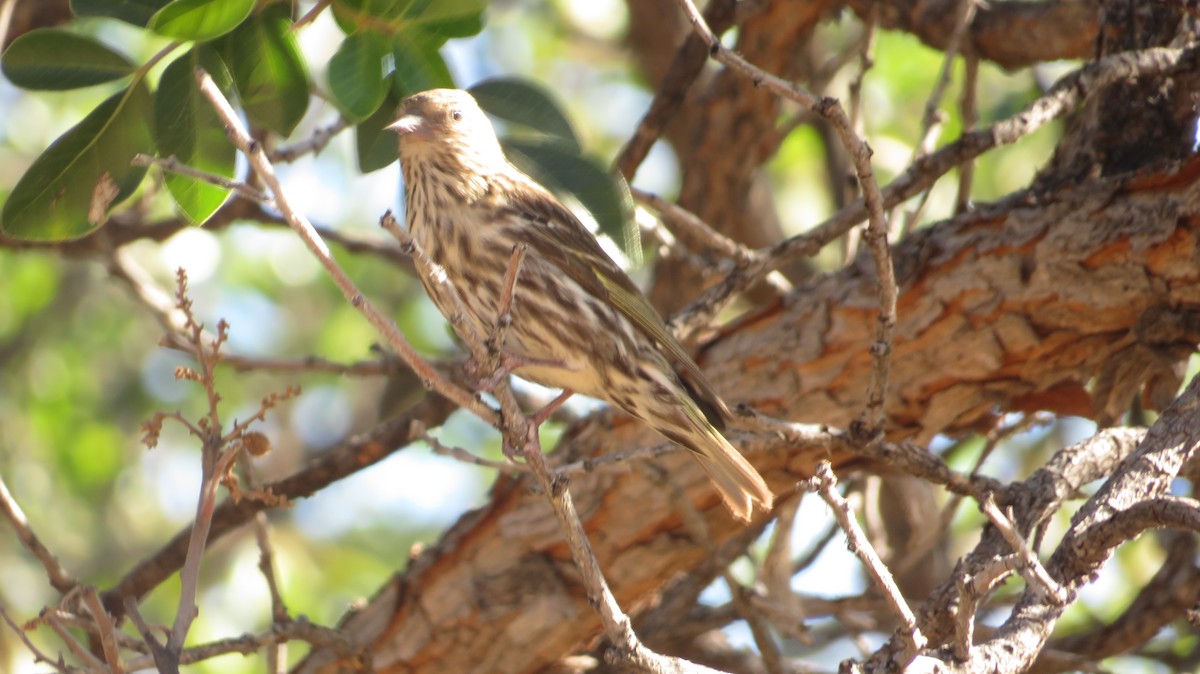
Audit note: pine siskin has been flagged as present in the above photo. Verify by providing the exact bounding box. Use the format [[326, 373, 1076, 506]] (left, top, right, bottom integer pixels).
[[389, 89, 773, 521]]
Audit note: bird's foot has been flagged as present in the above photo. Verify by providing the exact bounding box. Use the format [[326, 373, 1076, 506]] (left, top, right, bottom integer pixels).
[[471, 351, 572, 392], [530, 389, 575, 427]]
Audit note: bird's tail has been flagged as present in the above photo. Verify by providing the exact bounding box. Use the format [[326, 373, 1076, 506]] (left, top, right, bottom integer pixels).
[[658, 408, 774, 522]]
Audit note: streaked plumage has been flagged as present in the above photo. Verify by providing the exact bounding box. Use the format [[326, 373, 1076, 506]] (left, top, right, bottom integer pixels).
[[390, 89, 773, 521]]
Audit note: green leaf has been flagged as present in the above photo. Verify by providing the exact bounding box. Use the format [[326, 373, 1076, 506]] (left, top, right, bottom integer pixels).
[[148, 0, 255, 41], [502, 136, 638, 263], [470, 78, 580, 153], [332, 0, 484, 40], [1, 29, 134, 91], [154, 46, 236, 223], [70, 0, 172, 26], [390, 31, 453, 98], [355, 91, 400, 172], [399, 0, 485, 40], [329, 32, 387, 122], [1, 82, 154, 241], [220, 3, 310, 136]]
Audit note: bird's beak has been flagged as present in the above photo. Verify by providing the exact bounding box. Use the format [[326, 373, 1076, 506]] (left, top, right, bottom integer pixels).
[[387, 114, 429, 140]]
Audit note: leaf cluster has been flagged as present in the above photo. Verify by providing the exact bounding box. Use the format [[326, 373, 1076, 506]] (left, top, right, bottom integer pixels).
[[0, 0, 633, 251]]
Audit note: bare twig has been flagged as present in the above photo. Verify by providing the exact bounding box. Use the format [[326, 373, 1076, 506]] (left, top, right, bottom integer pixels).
[[613, 0, 738, 180], [125, 596, 179, 674], [646, 463, 784, 673], [45, 611, 108, 671], [83, 587, 126, 674], [253, 512, 288, 674], [102, 395, 456, 618], [672, 0, 897, 438], [952, 555, 1021, 661], [2, 607, 70, 674], [632, 188, 792, 297], [424, 433, 523, 474], [809, 461, 926, 662], [193, 67, 495, 424], [899, 0, 977, 238], [390, 196, 721, 674], [0, 0, 20, 52], [840, 6, 876, 263], [668, 46, 1190, 340], [955, 53, 980, 214], [484, 243, 528, 378], [270, 115, 351, 163], [291, 0, 333, 32], [133, 153, 267, 203], [0, 472, 76, 594], [979, 494, 1071, 606]]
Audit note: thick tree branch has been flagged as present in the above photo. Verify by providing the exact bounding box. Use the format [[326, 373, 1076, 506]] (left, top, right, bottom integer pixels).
[[296, 153, 1200, 674]]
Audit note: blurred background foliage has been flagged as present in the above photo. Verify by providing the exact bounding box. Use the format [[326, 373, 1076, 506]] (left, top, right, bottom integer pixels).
[[0, 1, 1157, 672]]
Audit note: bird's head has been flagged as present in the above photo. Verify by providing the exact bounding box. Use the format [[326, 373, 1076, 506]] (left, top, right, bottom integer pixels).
[[388, 89, 506, 170]]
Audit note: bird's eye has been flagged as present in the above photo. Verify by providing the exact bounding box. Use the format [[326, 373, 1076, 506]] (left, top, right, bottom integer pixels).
[[450, 109, 463, 122]]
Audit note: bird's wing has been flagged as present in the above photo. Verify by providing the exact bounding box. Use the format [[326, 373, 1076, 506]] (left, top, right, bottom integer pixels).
[[499, 176, 730, 428]]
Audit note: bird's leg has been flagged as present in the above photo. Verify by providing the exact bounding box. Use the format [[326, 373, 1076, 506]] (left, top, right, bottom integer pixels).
[[475, 351, 577, 391], [499, 388, 574, 461], [530, 389, 575, 427]]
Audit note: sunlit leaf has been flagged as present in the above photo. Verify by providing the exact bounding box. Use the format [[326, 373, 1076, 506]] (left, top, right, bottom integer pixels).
[[155, 46, 236, 223], [148, 0, 255, 41], [0, 82, 154, 240], [502, 136, 638, 262], [70, 0, 171, 26], [220, 2, 309, 136], [470, 78, 580, 153], [329, 32, 388, 122], [1, 29, 134, 91]]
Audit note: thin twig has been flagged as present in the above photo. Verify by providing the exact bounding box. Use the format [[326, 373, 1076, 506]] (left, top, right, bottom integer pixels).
[[253, 512, 288, 674], [166, 275, 234, 655], [123, 617, 369, 671], [391, 192, 720, 674], [424, 433, 524, 474], [270, 115, 351, 163], [484, 243, 528, 376], [953, 554, 1021, 660], [0, 472, 76, 594], [612, 0, 738, 180], [673, 0, 897, 437], [668, 45, 1190, 340], [291, 0, 333, 32], [891, 413, 1049, 577], [979, 494, 1071, 606], [632, 187, 755, 265], [193, 67, 495, 425], [809, 461, 926, 662], [2, 607, 70, 674], [632, 188, 792, 296], [133, 153, 268, 203], [0, 0, 18, 52], [45, 611, 108, 671], [653, 465, 786, 674], [83, 587, 126, 674], [125, 596, 179, 674], [955, 53, 980, 214], [899, 0, 977, 238], [840, 6, 876, 263]]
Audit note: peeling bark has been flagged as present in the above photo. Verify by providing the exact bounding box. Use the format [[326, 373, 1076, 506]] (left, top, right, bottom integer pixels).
[[296, 154, 1200, 674]]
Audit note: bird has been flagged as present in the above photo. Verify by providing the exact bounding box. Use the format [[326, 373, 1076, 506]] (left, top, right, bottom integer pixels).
[[388, 88, 773, 521]]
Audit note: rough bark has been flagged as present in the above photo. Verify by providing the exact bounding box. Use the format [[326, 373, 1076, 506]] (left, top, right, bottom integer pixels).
[[641, 0, 837, 315], [845, 0, 1099, 70], [295, 153, 1200, 674]]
